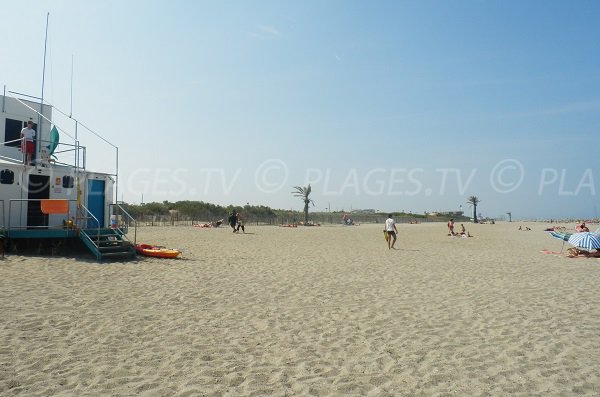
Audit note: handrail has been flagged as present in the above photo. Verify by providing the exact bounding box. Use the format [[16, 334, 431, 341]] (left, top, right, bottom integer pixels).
[[78, 203, 101, 243], [109, 203, 137, 244], [7, 198, 77, 231], [6, 92, 76, 141], [0, 200, 5, 230], [2, 95, 85, 168], [6, 199, 100, 241], [5, 88, 120, 204], [49, 104, 119, 197], [0, 135, 80, 167], [0, 155, 23, 164], [36, 137, 89, 169], [1, 137, 24, 146]]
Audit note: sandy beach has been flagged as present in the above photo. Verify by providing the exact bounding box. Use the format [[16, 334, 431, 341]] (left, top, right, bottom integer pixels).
[[1, 221, 599, 396]]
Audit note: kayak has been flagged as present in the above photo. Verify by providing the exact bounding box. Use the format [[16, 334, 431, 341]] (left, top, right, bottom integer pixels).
[[135, 243, 181, 259]]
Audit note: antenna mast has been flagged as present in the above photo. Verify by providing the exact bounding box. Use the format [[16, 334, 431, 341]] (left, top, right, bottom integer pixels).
[[39, 12, 50, 144], [70, 55, 74, 117]]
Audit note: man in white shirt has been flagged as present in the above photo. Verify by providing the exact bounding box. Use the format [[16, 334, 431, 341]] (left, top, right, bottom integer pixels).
[[20, 121, 36, 165], [385, 214, 398, 250]]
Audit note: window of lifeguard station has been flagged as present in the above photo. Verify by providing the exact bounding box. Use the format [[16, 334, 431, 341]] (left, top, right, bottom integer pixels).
[[4, 119, 37, 147], [62, 176, 74, 188], [1, 169, 15, 184]]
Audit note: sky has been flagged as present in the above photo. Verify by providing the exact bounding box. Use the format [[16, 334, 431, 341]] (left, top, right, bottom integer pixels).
[[1, 0, 599, 220]]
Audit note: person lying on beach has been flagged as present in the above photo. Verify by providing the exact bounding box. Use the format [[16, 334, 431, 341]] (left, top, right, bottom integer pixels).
[[566, 247, 600, 258], [194, 219, 224, 228]]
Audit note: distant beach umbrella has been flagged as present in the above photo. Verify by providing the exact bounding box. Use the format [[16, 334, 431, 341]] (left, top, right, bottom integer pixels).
[[567, 232, 600, 251]]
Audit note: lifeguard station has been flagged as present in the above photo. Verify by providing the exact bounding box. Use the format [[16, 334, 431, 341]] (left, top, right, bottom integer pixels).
[[0, 87, 136, 261]]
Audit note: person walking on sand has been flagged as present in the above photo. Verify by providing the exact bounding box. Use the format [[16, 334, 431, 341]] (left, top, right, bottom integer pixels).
[[228, 210, 238, 232], [385, 214, 398, 250], [236, 211, 245, 233], [20, 120, 36, 165], [447, 218, 455, 236]]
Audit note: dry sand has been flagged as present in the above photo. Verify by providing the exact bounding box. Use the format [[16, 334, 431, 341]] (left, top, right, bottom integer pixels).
[[1, 221, 600, 396]]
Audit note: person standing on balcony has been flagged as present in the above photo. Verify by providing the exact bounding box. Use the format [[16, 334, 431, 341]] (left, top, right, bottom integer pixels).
[[20, 120, 36, 165]]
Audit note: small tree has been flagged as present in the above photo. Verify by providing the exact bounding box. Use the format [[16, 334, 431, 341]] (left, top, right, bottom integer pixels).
[[467, 196, 481, 223], [292, 185, 315, 224]]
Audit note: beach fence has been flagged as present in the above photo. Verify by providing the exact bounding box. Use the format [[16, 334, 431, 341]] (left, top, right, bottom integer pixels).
[[135, 212, 279, 227], [133, 212, 444, 227]]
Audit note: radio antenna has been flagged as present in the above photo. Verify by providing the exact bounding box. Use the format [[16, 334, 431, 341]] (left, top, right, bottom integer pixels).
[[70, 55, 74, 118], [39, 12, 50, 135]]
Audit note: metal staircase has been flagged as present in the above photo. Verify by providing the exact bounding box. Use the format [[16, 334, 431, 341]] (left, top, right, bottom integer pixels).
[[79, 227, 136, 262], [77, 203, 138, 262]]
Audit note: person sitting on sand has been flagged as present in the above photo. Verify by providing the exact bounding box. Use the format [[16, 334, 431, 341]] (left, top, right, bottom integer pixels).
[[576, 222, 589, 232], [459, 224, 466, 235]]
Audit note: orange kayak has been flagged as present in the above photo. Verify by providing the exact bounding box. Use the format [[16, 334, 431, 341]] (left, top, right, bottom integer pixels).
[[135, 243, 181, 259]]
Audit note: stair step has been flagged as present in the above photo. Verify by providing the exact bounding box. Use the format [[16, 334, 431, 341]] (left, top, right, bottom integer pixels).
[[100, 251, 136, 259], [82, 229, 125, 236], [98, 245, 132, 253], [97, 240, 126, 247], [86, 233, 122, 239]]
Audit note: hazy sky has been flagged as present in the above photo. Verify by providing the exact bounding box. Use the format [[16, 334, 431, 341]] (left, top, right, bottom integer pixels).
[[2, 0, 599, 219]]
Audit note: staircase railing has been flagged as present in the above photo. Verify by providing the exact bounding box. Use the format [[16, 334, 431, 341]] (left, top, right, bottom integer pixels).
[[109, 203, 137, 245], [0, 200, 5, 231], [76, 203, 101, 244]]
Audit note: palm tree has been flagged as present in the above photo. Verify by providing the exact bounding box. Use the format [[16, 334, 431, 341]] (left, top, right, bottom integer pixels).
[[466, 196, 481, 223], [292, 185, 315, 224]]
